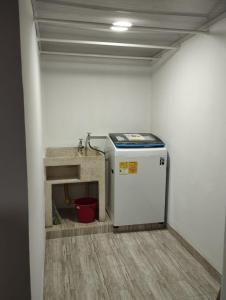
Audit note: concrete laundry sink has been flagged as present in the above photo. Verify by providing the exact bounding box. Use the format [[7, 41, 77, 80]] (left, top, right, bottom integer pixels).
[[45, 147, 102, 162], [45, 147, 79, 159], [44, 147, 105, 227], [80, 148, 102, 157]]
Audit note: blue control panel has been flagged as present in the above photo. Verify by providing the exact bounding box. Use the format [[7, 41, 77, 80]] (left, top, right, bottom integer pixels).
[[109, 133, 165, 148]]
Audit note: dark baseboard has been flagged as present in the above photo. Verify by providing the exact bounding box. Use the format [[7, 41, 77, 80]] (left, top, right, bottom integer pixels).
[[114, 222, 166, 233]]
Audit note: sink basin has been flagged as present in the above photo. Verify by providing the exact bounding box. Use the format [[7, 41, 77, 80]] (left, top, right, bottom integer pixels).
[[46, 147, 79, 158], [45, 147, 103, 160]]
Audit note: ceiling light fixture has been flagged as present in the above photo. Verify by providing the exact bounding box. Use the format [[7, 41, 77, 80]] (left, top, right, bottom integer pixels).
[[110, 21, 132, 32], [112, 21, 132, 28], [110, 26, 128, 32]]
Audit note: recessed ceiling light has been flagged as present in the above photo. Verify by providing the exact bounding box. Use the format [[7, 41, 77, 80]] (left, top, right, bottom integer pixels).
[[112, 21, 132, 28], [111, 26, 129, 32]]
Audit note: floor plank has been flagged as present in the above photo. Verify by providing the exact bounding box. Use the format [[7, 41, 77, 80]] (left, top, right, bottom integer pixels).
[[44, 230, 220, 300]]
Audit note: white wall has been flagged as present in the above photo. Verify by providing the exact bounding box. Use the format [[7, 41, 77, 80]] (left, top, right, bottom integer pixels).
[[151, 18, 226, 272], [41, 58, 152, 148], [19, 1, 45, 299]]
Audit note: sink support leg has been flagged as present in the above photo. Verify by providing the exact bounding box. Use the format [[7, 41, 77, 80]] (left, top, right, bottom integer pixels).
[[98, 179, 105, 221], [45, 182, 53, 227]]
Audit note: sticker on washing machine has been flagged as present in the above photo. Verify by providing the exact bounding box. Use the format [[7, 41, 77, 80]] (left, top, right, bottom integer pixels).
[[128, 161, 138, 174], [119, 162, 128, 175], [119, 161, 138, 175]]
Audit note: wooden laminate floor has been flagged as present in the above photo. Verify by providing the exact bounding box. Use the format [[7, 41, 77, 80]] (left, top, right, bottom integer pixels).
[[44, 230, 220, 300]]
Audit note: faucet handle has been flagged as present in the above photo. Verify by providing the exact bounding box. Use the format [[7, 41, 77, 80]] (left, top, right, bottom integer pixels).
[[78, 138, 84, 151]]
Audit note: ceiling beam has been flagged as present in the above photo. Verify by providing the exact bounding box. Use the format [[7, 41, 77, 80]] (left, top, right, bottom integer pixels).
[[38, 37, 177, 50], [35, 18, 208, 35], [200, 10, 226, 30], [150, 9, 226, 67], [40, 51, 159, 61], [36, 0, 208, 19], [153, 10, 226, 58], [30, 0, 41, 49]]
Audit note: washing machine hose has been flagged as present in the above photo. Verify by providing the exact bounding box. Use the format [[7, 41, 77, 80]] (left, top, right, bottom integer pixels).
[[88, 141, 105, 155]]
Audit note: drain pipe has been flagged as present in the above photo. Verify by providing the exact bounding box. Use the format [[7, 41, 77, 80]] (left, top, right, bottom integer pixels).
[[64, 184, 71, 205]]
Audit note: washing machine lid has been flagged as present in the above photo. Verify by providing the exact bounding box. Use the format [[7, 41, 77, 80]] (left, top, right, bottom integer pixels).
[[109, 133, 165, 148]]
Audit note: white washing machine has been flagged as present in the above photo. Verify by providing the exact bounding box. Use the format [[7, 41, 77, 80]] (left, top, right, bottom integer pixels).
[[105, 133, 167, 227]]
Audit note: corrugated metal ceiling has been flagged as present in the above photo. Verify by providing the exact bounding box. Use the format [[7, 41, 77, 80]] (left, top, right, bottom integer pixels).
[[32, 0, 226, 61]]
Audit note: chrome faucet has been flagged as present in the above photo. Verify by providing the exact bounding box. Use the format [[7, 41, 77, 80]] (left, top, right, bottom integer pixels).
[[78, 138, 84, 154], [85, 132, 91, 154]]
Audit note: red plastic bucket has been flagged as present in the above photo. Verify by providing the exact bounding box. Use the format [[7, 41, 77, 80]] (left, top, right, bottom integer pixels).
[[74, 198, 97, 223]]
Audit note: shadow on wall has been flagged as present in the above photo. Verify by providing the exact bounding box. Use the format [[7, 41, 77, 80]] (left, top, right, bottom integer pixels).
[[150, 48, 179, 76], [41, 56, 153, 77]]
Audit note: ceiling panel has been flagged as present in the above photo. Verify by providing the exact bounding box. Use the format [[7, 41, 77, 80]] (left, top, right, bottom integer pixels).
[[40, 42, 162, 57], [34, 0, 226, 61], [35, 1, 207, 30], [38, 23, 184, 45], [35, 0, 221, 16]]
